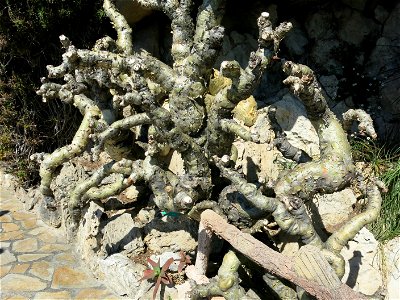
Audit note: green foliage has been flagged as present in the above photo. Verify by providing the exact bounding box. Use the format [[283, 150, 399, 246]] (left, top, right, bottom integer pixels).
[[350, 137, 400, 241], [370, 160, 400, 241], [0, 0, 112, 185]]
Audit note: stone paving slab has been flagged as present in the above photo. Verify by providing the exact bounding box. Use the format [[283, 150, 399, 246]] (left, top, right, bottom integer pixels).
[[0, 175, 121, 300]]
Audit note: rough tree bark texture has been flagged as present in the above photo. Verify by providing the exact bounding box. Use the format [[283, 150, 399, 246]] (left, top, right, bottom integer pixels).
[[195, 210, 366, 300], [32, 0, 382, 298]]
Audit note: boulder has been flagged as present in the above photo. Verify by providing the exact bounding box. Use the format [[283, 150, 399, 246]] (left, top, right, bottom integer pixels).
[[76, 201, 104, 260], [336, 8, 380, 46], [365, 2, 400, 114], [274, 93, 320, 158], [340, 228, 383, 296], [97, 253, 149, 299], [383, 237, 400, 300], [283, 19, 309, 57], [144, 215, 198, 254], [341, 0, 368, 11], [101, 212, 145, 257], [310, 188, 357, 234]]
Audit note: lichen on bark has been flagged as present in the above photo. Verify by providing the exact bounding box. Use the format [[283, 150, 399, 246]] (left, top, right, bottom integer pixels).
[[32, 0, 382, 298]]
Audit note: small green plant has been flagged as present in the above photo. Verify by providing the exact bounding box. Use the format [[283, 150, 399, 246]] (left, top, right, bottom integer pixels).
[[370, 160, 400, 241], [350, 136, 400, 241], [350, 137, 396, 175], [140, 257, 174, 300]]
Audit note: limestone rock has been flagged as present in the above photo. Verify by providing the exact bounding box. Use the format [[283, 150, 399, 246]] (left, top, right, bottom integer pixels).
[[144, 215, 197, 254], [1, 223, 19, 232], [274, 93, 320, 158], [340, 227, 383, 296], [17, 254, 50, 262], [383, 237, 400, 300], [310, 188, 357, 234], [1, 265, 11, 278], [11, 263, 30, 274], [234, 142, 280, 183], [76, 201, 104, 260], [97, 253, 148, 299], [101, 212, 144, 257], [168, 150, 185, 176], [122, 186, 140, 201], [74, 288, 119, 300]]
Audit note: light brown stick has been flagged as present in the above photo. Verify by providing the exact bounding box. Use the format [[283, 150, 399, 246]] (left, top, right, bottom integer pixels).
[[200, 209, 366, 300]]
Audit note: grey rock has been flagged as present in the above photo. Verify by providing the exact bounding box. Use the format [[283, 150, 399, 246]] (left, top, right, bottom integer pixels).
[[101, 212, 145, 257], [340, 228, 383, 296], [330, 100, 352, 122], [365, 2, 400, 117], [383, 237, 400, 300], [25, 188, 40, 210], [310, 39, 342, 75], [144, 215, 197, 254], [274, 93, 320, 158], [319, 75, 339, 100], [76, 201, 104, 260], [38, 196, 62, 228], [98, 253, 180, 300], [98, 253, 148, 299], [337, 8, 380, 46], [283, 20, 309, 56], [374, 5, 389, 24], [215, 32, 258, 69], [310, 188, 357, 234], [305, 11, 335, 40], [234, 142, 281, 183], [341, 0, 367, 11], [251, 110, 274, 144]]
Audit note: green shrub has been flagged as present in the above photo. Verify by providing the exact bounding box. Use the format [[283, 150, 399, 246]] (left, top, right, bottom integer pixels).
[[0, 0, 112, 185], [351, 137, 400, 241]]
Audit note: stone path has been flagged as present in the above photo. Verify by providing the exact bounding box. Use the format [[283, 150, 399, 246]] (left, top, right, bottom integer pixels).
[[0, 176, 120, 300]]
